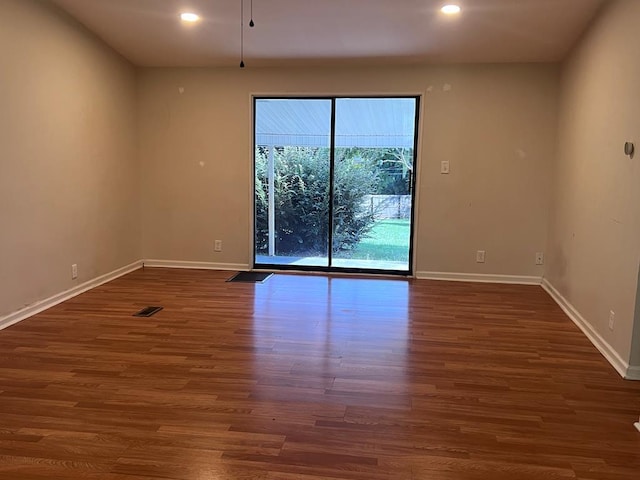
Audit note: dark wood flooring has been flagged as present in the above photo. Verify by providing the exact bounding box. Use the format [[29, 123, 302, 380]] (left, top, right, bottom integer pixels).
[[0, 267, 639, 479]]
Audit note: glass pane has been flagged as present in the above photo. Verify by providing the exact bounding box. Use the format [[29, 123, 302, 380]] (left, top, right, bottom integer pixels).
[[332, 98, 417, 271], [254, 99, 331, 268]]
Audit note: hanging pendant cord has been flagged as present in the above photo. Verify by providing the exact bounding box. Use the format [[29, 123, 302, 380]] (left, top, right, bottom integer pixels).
[[240, 0, 245, 68], [250, 0, 255, 27]]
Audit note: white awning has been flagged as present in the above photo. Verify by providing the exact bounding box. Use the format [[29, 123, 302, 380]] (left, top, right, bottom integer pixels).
[[255, 98, 416, 148]]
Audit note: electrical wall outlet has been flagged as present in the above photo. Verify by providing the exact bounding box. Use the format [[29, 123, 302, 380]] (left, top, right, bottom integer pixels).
[[440, 160, 450, 174], [476, 250, 486, 263], [71, 264, 78, 279], [535, 252, 544, 265], [214, 240, 223, 252], [608, 310, 615, 331]]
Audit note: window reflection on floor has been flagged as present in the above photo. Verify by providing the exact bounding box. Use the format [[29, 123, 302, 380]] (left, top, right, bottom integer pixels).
[[251, 274, 410, 408]]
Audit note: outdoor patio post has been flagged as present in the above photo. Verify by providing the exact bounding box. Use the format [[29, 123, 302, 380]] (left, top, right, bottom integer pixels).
[[268, 145, 275, 256]]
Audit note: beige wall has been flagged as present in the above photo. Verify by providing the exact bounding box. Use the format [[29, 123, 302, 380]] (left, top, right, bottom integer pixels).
[[0, 0, 140, 318], [547, 0, 640, 371], [138, 64, 558, 277]]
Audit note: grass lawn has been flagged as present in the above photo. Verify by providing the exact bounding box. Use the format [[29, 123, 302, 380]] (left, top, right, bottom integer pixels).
[[349, 219, 410, 262]]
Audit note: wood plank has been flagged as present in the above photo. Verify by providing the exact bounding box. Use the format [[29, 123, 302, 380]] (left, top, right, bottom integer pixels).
[[0, 267, 638, 479]]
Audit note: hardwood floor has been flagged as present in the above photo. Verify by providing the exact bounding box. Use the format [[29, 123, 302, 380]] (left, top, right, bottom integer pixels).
[[0, 267, 639, 479]]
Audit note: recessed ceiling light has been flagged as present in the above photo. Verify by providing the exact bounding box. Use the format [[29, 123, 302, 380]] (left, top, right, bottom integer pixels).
[[180, 12, 200, 22], [441, 5, 461, 15]]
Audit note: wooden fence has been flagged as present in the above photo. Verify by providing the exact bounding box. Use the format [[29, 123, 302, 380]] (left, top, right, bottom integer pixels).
[[361, 195, 411, 219]]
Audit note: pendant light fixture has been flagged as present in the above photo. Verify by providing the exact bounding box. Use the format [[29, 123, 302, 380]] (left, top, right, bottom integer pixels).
[[250, 0, 255, 27]]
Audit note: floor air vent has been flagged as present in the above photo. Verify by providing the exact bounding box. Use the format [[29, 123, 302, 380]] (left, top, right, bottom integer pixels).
[[133, 306, 163, 317], [227, 272, 273, 283]]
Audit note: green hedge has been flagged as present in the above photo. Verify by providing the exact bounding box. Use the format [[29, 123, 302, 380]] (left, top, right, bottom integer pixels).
[[255, 147, 377, 256]]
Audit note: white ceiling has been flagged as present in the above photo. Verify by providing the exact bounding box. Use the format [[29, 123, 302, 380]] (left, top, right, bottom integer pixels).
[[50, 0, 607, 68]]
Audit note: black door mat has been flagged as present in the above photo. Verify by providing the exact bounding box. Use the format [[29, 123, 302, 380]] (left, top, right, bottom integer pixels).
[[133, 306, 163, 317], [227, 271, 273, 283]]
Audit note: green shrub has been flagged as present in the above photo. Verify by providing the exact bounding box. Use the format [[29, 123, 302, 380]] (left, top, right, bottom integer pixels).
[[255, 146, 377, 256]]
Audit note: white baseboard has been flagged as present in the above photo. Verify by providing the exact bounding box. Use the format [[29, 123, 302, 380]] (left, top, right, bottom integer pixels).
[[415, 271, 542, 285], [626, 366, 640, 381], [0, 260, 143, 332], [541, 278, 632, 379], [143, 259, 250, 272]]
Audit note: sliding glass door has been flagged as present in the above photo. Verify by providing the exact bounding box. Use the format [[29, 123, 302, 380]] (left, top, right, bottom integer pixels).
[[254, 96, 419, 275], [254, 99, 332, 268]]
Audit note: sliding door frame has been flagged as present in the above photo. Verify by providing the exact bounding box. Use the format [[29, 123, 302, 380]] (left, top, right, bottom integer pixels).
[[252, 95, 421, 277]]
